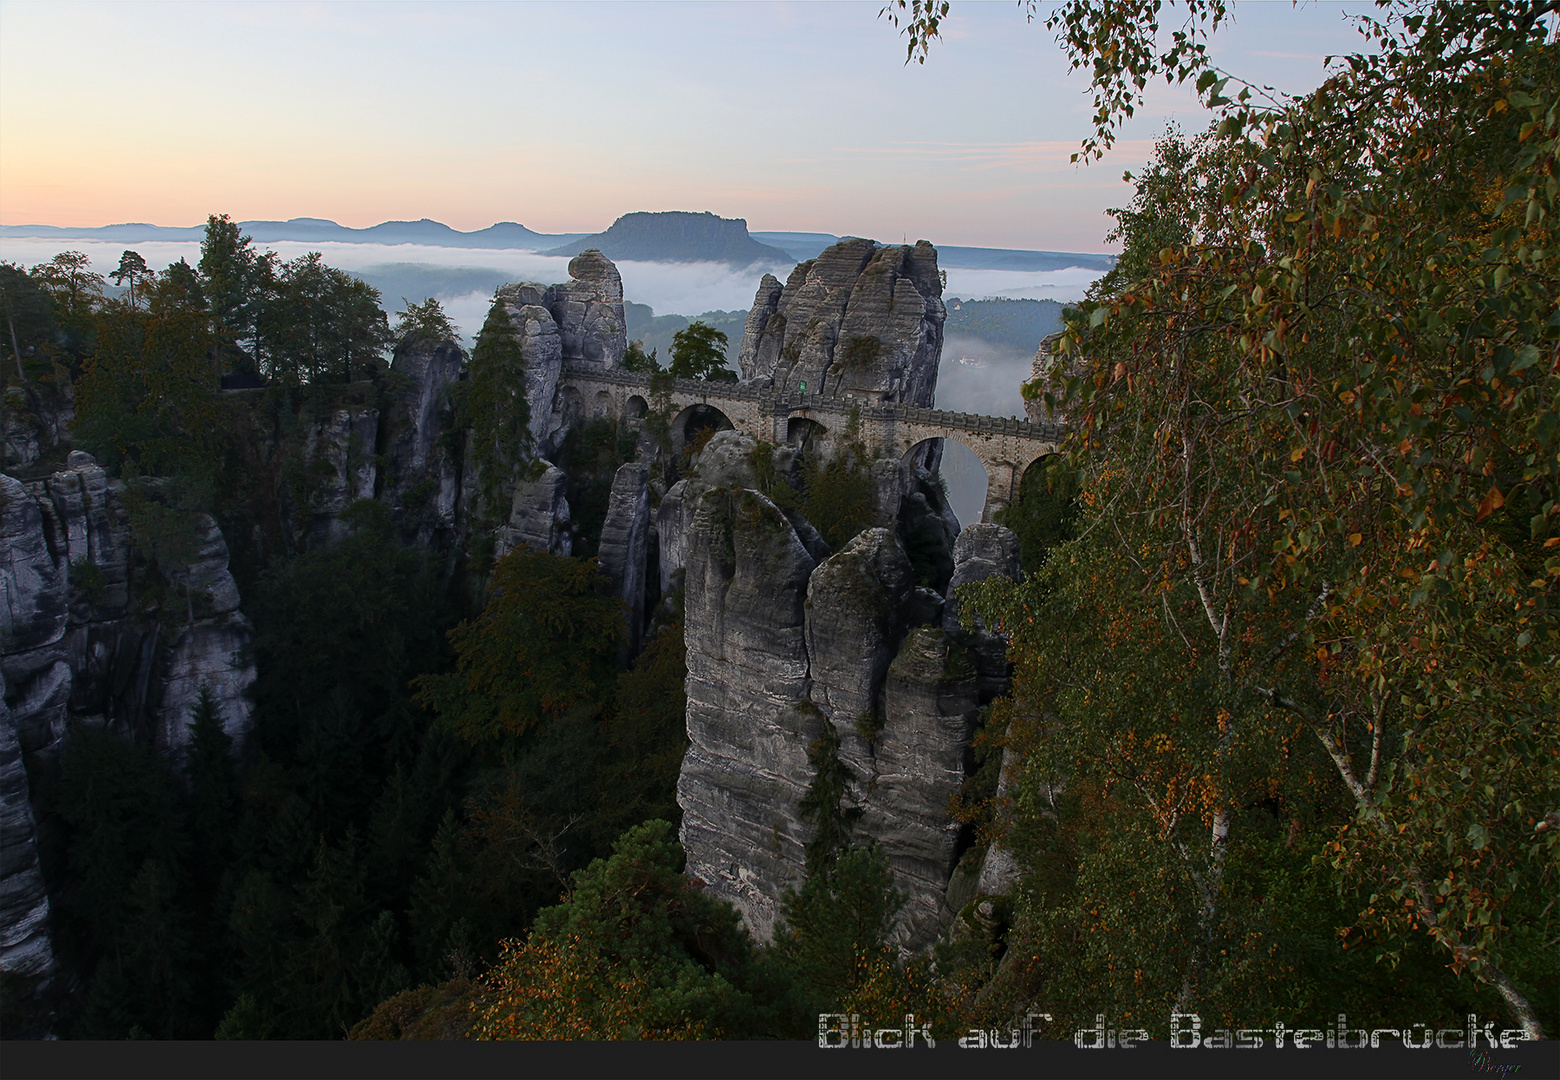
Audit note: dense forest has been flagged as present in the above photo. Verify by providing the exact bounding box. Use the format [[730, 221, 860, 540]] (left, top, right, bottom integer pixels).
[[1, 0, 1556, 1045]]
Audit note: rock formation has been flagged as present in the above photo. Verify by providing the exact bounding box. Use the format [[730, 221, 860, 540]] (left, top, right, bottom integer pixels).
[[1, 454, 256, 1000], [737, 239, 945, 407], [0, 673, 54, 988], [287, 408, 379, 547], [678, 480, 819, 940], [496, 463, 573, 560], [381, 338, 466, 547], [596, 461, 651, 654], [493, 286, 565, 452], [672, 418, 1024, 946]]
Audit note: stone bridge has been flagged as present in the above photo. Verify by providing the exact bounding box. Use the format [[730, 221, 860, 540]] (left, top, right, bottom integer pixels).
[[555, 361, 1064, 521]]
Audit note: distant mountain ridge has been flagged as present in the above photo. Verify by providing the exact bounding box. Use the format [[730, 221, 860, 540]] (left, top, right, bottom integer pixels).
[[1, 215, 1114, 272], [545, 211, 792, 267], [0, 217, 590, 251]]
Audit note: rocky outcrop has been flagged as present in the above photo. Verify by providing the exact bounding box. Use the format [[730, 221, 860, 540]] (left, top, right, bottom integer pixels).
[[494, 286, 565, 454], [290, 409, 379, 546], [804, 529, 914, 779], [942, 523, 1020, 706], [1, 455, 256, 1004], [1, 473, 69, 662], [1024, 331, 1070, 425], [496, 462, 573, 560], [942, 523, 1021, 634], [677, 483, 819, 942], [737, 239, 945, 407], [381, 339, 465, 546], [655, 431, 761, 601], [548, 251, 627, 366], [156, 514, 255, 765], [597, 461, 650, 653], [865, 626, 980, 949], [0, 674, 54, 983]]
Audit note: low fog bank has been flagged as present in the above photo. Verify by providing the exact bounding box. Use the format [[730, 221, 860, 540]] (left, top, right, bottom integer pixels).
[[1, 239, 1104, 328], [933, 333, 1035, 419]]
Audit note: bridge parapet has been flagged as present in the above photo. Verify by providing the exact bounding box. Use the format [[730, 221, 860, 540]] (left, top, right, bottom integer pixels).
[[553, 362, 1067, 521]]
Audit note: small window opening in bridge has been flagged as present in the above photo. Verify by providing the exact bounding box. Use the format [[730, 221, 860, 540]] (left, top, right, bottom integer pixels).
[[674, 403, 734, 461], [624, 394, 648, 420], [594, 390, 613, 417], [786, 417, 826, 449], [560, 385, 583, 424]]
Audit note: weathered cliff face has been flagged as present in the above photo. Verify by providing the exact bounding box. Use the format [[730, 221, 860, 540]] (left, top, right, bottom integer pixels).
[[496, 462, 573, 560], [804, 528, 914, 779], [596, 461, 651, 655], [494, 287, 565, 455], [676, 492, 1022, 948], [737, 239, 945, 407], [381, 339, 465, 547], [1, 454, 256, 998], [655, 431, 761, 601], [0, 673, 54, 984], [1, 459, 256, 759], [867, 626, 980, 948], [284, 408, 379, 547], [677, 482, 819, 941], [549, 250, 627, 367]]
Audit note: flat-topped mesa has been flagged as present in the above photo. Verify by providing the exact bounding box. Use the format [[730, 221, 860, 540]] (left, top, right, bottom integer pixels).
[[738, 238, 945, 408]]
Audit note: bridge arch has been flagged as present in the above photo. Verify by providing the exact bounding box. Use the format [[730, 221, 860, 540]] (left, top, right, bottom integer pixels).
[[671, 402, 735, 458], [901, 437, 990, 530], [786, 416, 828, 450], [624, 394, 648, 420]]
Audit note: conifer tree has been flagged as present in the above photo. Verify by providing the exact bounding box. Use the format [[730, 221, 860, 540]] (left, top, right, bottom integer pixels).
[[465, 295, 530, 525]]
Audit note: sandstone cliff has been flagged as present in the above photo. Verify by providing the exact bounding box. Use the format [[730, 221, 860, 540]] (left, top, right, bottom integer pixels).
[[672, 427, 1021, 947], [0, 454, 257, 1003], [738, 238, 946, 407]]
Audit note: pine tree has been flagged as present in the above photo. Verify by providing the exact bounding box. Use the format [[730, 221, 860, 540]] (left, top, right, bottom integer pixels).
[[466, 296, 530, 524]]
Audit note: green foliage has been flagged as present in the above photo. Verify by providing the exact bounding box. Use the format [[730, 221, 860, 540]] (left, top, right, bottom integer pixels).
[[264, 252, 392, 385], [392, 296, 459, 348], [837, 334, 882, 373], [198, 214, 273, 375], [72, 275, 220, 478], [590, 624, 690, 846], [622, 338, 659, 373], [69, 556, 107, 604], [668, 320, 736, 381], [464, 297, 530, 526], [797, 450, 875, 552], [248, 527, 457, 840], [415, 547, 624, 752], [30, 250, 103, 353], [798, 712, 856, 874], [45, 725, 193, 1038], [554, 417, 637, 557], [774, 846, 902, 1010], [470, 820, 791, 1039], [0, 261, 57, 387], [993, 454, 1079, 576], [904, 0, 1558, 1038]]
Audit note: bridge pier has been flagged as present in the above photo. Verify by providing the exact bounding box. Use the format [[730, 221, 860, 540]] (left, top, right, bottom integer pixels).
[[982, 459, 1019, 523]]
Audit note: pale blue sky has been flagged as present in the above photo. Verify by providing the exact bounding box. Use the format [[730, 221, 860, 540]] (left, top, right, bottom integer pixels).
[[0, 1, 1374, 251]]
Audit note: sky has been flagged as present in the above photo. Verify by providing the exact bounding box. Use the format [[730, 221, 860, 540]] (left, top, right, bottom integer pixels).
[[0, 1, 1379, 253]]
